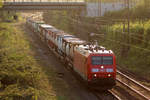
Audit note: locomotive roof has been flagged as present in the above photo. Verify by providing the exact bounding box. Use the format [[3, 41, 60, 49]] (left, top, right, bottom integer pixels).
[[76, 45, 113, 56]]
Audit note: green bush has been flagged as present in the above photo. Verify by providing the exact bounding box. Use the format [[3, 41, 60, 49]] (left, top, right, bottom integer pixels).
[[0, 0, 3, 8], [0, 23, 42, 100], [101, 20, 150, 80]]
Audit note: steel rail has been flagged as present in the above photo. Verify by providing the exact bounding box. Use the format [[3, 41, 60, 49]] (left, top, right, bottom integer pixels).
[[117, 70, 150, 92], [116, 70, 150, 100], [93, 91, 121, 100], [108, 90, 122, 100]]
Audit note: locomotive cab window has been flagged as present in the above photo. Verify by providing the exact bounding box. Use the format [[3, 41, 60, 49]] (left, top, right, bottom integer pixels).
[[103, 56, 113, 65], [91, 56, 113, 65], [91, 56, 102, 65]]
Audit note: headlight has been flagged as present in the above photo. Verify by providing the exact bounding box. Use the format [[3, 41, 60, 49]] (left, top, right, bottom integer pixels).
[[106, 68, 114, 72], [92, 68, 99, 72]]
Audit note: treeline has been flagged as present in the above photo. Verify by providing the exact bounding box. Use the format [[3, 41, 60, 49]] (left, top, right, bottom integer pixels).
[[109, 20, 150, 47], [99, 20, 150, 80], [0, 11, 18, 22]]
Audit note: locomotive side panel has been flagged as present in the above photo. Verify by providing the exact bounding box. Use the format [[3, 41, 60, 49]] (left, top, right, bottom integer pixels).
[[73, 51, 88, 80]]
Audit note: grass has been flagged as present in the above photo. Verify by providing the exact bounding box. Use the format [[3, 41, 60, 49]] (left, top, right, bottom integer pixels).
[[0, 21, 54, 100], [0, 22, 39, 99], [0, 0, 2, 8]]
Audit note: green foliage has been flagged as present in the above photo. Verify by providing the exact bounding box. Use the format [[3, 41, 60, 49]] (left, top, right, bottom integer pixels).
[[145, 20, 150, 32], [0, 22, 46, 100], [110, 20, 150, 37], [0, 0, 3, 8], [101, 20, 150, 80]]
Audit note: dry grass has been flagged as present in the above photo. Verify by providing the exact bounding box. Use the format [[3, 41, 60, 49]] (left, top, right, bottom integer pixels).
[[0, 20, 57, 100]]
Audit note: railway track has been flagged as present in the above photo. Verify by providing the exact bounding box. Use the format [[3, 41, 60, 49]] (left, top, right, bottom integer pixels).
[[116, 70, 150, 100], [93, 90, 121, 100], [92, 70, 150, 100], [108, 90, 122, 100]]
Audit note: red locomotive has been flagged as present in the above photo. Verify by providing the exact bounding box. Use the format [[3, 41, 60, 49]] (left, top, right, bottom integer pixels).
[[74, 45, 116, 89], [26, 18, 116, 90]]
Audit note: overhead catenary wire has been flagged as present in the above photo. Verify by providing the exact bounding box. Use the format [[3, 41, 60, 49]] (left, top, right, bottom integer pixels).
[[31, 12, 150, 53], [62, 14, 150, 45], [37, 0, 150, 52], [57, 17, 150, 51], [61, 15, 150, 52], [55, 12, 149, 39], [43, 10, 150, 48]]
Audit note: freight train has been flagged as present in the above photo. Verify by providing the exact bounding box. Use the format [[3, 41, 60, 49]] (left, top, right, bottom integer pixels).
[[26, 18, 116, 90]]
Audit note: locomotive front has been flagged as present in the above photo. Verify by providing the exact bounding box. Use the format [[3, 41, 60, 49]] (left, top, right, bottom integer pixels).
[[87, 50, 116, 89]]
